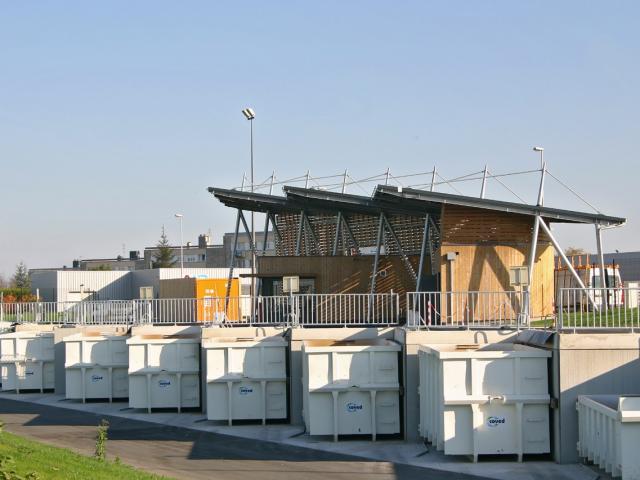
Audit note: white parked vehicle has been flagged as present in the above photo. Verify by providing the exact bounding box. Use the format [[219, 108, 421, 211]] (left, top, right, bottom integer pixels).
[[555, 256, 624, 310]]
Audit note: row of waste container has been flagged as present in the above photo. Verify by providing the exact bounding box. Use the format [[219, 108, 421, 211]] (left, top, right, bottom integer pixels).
[[0, 327, 553, 461]]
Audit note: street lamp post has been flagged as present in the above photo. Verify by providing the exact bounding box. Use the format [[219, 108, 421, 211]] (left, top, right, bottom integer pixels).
[[242, 108, 256, 302], [175, 213, 184, 277]]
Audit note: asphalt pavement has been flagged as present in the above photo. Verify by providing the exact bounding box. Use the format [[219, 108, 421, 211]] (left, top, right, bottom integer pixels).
[[0, 397, 490, 480]]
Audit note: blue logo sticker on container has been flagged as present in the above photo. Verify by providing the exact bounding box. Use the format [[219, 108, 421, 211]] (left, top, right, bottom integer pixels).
[[158, 379, 171, 388], [487, 416, 506, 427], [91, 374, 104, 382], [239, 386, 253, 395], [346, 402, 363, 413]]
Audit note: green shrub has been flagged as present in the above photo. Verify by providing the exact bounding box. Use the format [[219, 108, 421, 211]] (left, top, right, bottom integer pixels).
[[94, 420, 109, 461]]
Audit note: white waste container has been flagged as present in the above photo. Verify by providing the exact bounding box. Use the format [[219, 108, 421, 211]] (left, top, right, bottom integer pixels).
[[127, 333, 200, 412], [203, 336, 287, 424], [0, 330, 55, 392], [302, 339, 401, 441], [577, 395, 640, 480], [418, 343, 551, 461], [63, 332, 129, 402]]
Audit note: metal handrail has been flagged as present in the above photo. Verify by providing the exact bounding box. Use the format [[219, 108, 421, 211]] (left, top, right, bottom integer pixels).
[[0, 293, 400, 328], [406, 291, 528, 330], [557, 287, 640, 332]]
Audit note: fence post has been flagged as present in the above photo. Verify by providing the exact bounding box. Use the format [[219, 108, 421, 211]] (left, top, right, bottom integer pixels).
[[557, 289, 564, 332], [290, 292, 297, 328]]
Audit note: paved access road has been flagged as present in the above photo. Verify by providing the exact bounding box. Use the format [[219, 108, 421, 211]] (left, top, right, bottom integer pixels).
[[0, 398, 490, 480]]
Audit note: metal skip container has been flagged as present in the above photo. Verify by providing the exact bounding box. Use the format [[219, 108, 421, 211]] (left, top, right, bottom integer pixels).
[[203, 335, 287, 424], [418, 343, 551, 461], [302, 339, 402, 441], [577, 395, 640, 480], [127, 332, 200, 412], [63, 331, 129, 402], [0, 330, 55, 393]]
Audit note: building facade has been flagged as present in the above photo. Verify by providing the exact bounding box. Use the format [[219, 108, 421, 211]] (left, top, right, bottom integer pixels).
[[30, 268, 251, 302], [222, 231, 276, 268]]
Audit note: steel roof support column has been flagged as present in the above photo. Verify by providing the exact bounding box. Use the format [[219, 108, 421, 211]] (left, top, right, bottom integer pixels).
[[368, 212, 385, 322], [428, 216, 439, 237], [480, 165, 488, 198], [537, 160, 547, 206], [538, 217, 598, 311], [239, 210, 259, 323], [595, 225, 609, 310], [255, 212, 272, 299], [522, 215, 540, 326], [261, 213, 270, 255], [427, 216, 440, 275], [332, 212, 343, 256], [269, 213, 282, 253], [304, 213, 319, 255], [295, 210, 305, 256], [382, 212, 417, 281], [225, 210, 242, 316], [416, 214, 430, 291], [341, 215, 360, 255], [238, 210, 258, 255]]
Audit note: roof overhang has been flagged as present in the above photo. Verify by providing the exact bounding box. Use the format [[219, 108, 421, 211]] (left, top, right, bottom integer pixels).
[[375, 185, 626, 226], [208, 187, 299, 214], [283, 186, 428, 215], [208, 185, 626, 227]]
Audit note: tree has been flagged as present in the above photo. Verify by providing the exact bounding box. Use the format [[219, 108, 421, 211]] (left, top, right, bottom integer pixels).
[[152, 226, 177, 268], [564, 246, 586, 257], [0, 273, 7, 288], [12, 261, 31, 290]]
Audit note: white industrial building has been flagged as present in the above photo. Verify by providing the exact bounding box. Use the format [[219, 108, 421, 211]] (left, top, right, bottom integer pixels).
[[30, 268, 250, 303]]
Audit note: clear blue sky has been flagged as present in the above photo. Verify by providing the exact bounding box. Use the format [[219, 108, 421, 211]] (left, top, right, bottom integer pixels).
[[1, 1, 638, 278]]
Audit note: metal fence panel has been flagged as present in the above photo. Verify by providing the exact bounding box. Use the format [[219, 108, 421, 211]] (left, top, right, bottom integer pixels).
[[0, 293, 400, 327], [406, 291, 527, 330], [558, 287, 640, 332]]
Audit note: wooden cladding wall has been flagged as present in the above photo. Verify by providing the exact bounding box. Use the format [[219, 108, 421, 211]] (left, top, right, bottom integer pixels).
[[441, 204, 548, 245], [274, 212, 428, 256], [440, 244, 554, 318], [257, 255, 426, 303]]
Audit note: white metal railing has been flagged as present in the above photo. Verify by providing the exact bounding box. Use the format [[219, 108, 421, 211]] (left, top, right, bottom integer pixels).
[[406, 291, 528, 329], [558, 287, 640, 331], [0, 293, 400, 327], [293, 293, 399, 326], [0, 300, 157, 325]]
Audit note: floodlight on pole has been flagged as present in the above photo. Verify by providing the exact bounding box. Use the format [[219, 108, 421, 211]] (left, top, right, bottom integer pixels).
[[174, 213, 184, 277], [533, 146, 544, 167]]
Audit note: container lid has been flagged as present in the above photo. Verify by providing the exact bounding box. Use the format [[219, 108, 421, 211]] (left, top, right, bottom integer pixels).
[[63, 332, 129, 341], [127, 334, 200, 344], [619, 397, 640, 422], [202, 336, 287, 348], [0, 331, 54, 339], [303, 338, 401, 352], [418, 342, 551, 358]]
